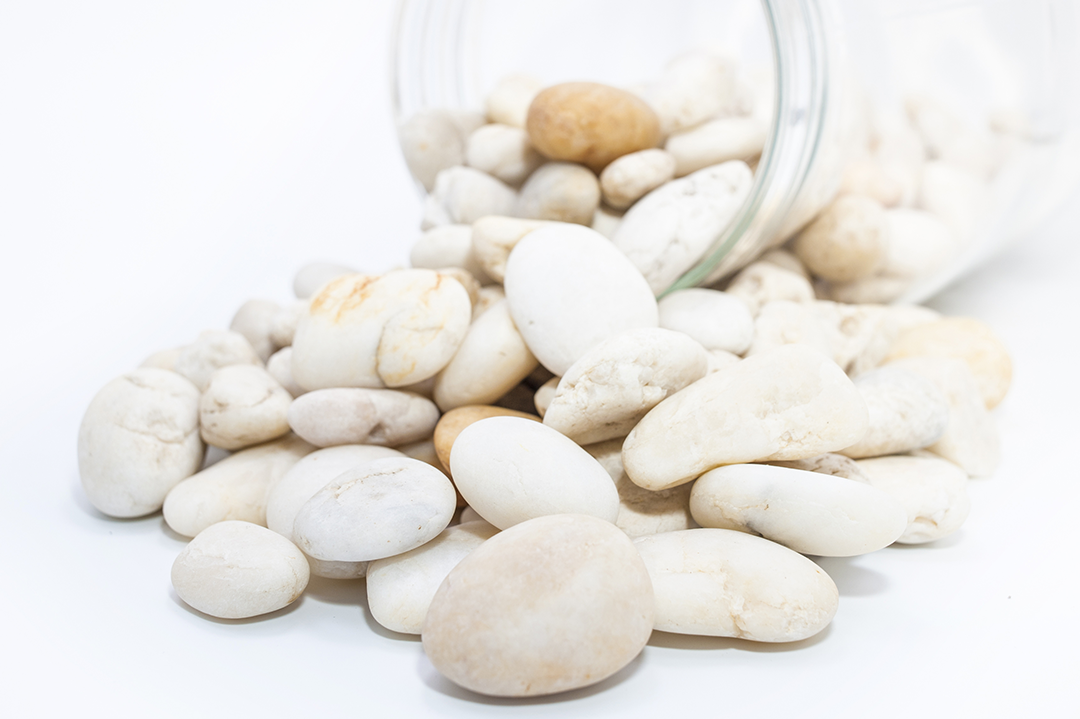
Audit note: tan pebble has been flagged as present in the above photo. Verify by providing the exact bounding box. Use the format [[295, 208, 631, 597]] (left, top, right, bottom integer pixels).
[[526, 82, 661, 173], [793, 195, 889, 283], [433, 405, 541, 473]]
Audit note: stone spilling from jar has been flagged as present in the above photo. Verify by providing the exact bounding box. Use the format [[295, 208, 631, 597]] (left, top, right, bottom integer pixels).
[[78, 50, 1014, 700]]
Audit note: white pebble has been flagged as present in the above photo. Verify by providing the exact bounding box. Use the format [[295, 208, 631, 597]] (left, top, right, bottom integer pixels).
[[599, 148, 676, 209], [841, 366, 950, 458], [426, 166, 517, 227], [515, 162, 600, 225], [465, 123, 544, 186], [657, 288, 754, 355], [265, 347, 306, 398], [665, 116, 767, 177], [856, 454, 971, 544], [229, 299, 282, 363], [293, 262, 357, 300], [470, 215, 553, 283], [173, 330, 262, 392], [199, 365, 292, 450], [286, 388, 439, 448], [398, 109, 467, 191], [725, 261, 816, 316], [485, 74, 543, 128], [410, 224, 493, 284]]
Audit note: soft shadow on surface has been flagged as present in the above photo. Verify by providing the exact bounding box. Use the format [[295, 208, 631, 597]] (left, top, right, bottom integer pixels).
[[419, 648, 643, 705], [159, 517, 188, 543], [358, 581, 422, 643], [813, 556, 890, 597], [304, 576, 365, 605], [168, 587, 304, 624], [69, 475, 163, 527], [887, 531, 964, 551], [647, 623, 832, 651]]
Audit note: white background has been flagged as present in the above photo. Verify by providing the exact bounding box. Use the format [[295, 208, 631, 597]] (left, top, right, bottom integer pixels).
[[2, 2, 1078, 717]]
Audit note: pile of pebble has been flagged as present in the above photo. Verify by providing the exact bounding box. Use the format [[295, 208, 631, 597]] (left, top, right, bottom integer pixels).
[[77, 52, 1013, 699]]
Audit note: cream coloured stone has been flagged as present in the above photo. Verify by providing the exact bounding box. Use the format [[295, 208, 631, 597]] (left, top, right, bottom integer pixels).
[[450, 417, 619, 529], [839, 156, 905, 207], [470, 215, 553, 283], [367, 521, 499, 635], [78, 369, 203, 518], [841, 366, 950, 459], [793, 195, 889, 283], [465, 124, 544, 186], [229, 299, 281, 363], [533, 377, 559, 418], [435, 267, 481, 308], [266, 347, 306, 398], [887, 303, 942, 332], [504, 224, 658, 375], [286, 388, 439, 448], [410, 224, 493, 284], [485, 73, 543, 128], [398, 109, 467, 191], [612, 160, 753, 294], [397, 438, 442, 471], [644, 52, 738, 136], [422, 514, 654, 697], [657, 288, 754, 355], [810, 301, 898, 376], [585, 438, 696, 538], [689, 464, 907, 556], [885, 317, 1012, 409], [824, 275, 911, 305], [515, 162, 600, 225], [623, 345, 869, 491], [591, 204, 623, 239], [139, 347, 182, 371], [291, 270, 471, 390], [856, 454, 971, 544], [599, 148, 676, 209], [705, 349, 741, 373], [759, 248, 810, 279], [433, 300, 539, 411], [293, 457, 456, 562], [745, 300, 833, 358], [269, 300, 308, 348], [198, 365, 292, 450], [634, 528, 838, 641], [885, 357, 1000, 477], [425, 166, 517, 228], [432, 406, 540, 473], [665, 117, 767, 177], [882, 208, 956, 280], [171, 521, 309, 620], [471, 285, 505, 321], [173, 330, 262, 392], [264, 444, 404, 541], [293, 262, 357, 299], [163, 434, 314, 538], [725, 261, 816, 316], [767, 453, 869, 482], [543, 328, 707, 445]]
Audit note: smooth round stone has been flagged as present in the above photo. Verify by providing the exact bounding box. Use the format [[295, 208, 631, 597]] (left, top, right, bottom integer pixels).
[[422, 514, 654, 697], [689, 464, 907, 556], [286, 388, 439, 448], [367, 520, 499, 635], [515, 161, 600, 226], [793, 195, 889, 283], [657, 288, 755, 355], [585, 438, 696, 538], [841, 366, 950, 459], [486, 73, 543, 128], [599, 148, 676, 210], [432, 405, 540, 473], [265, 347, 306, 398], [665, 116, 767, 177], [465, 123, 544, 186], [504, 224, 658, 376], [885, 317, 1012, 409], [449, 417, 619, 529], [291, 270, 471, 390], [612, 160, 753, 294], [229, 299, 282, 363], [725, 261, 816, 316], [856, 454, 971, 544], [292, 457, 456, 562], [623, 345, 869, 491], [634, 528, 838, 641], [78, 368, 203, 518], [199, 365, 293, 450], [745, 300, 833, 358], [173, 330, 262, 392], [171, 521, 310, 620], [433, 300, 539, 411], [163, 434, 314, 538], [543, 328, 707, 445]]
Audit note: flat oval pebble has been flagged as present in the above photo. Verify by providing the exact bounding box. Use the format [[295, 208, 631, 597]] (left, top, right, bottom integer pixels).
[[163, 433, 314, 538], [199, 365, 293, 450], [78, 368, 203, 518], [599, 148, 676, 210], [657, 288, 754, 355], [623, 345, 869, 491], [689, 464, 907, 556], [293, 457, 456, 562], [634, 528, 838, 641], [291, 270, 471, 390], [856, 454, 971, 544], [449, 417, 619, 529], [286, 388, 439, 448], [422, 514, 654, 697], [432, 405, 541, 473], [612, 160, 753, 294], [504, 224, 658, 376], [665, 116, 767, 176], [543, 328, 707, 445], [367, 520, 499, 635], [171, 521, 309, 620], [840, 366, 950, 459]]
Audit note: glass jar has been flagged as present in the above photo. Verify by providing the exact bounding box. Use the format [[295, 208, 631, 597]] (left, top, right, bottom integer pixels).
[[390, 0, 1080, 303]]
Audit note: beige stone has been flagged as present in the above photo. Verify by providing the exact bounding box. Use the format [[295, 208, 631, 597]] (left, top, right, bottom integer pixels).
[[793, 195, 889, 283], [665, 116, 767, 177], [515, 162, 600, 226], [465, 123, 544, 186], [841, 366, 950, 459], [599, 148, 676, 209], [856, 453, 971, 544], [286, 387, 439, 448], [725, 261, 816, 316], [485, 74, 543, 128], [199, 365, 292, 450]]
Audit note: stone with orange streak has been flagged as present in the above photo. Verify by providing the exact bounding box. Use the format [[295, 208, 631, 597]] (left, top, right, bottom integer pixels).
[[291, 269, 472, 391]]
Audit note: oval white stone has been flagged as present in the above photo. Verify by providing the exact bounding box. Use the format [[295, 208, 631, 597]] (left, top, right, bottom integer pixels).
[[171, 521, 309, 620], [286, 388, 440, 448], [856, 454, 971, 544], [634, 528, 838, 641], [841, 366, 950, 459], [199, 365, 293, 450], [689, 464, 907, 556], [449, 417, 620, 529], [657, 288, 754, 355], [504, 224, 658, 376]]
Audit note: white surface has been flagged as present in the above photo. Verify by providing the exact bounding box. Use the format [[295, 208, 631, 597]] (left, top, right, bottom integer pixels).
[[2, 2, 1079, 717]]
